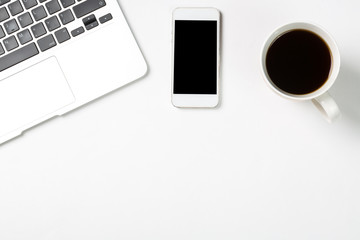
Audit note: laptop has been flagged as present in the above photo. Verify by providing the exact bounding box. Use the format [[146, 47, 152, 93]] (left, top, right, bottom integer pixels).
[[0, 0, 147, 144]]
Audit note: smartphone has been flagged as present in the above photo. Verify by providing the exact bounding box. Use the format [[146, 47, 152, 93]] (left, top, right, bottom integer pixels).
[[172, 8, 220, 108]]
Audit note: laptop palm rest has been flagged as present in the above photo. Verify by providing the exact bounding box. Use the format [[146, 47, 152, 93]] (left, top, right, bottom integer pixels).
[[0, 57, 75, 140]]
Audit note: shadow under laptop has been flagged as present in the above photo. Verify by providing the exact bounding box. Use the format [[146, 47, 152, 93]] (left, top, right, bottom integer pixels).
[[332, 61, 360, 127]]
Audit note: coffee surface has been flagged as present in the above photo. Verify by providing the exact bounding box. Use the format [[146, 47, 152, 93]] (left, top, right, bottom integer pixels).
[[266, 29, 332, 95]]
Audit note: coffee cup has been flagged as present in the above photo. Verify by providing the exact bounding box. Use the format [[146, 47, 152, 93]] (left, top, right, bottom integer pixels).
[[261, 22, 341, 123]]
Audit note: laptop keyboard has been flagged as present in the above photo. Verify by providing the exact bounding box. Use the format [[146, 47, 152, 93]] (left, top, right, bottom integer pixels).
[[0, 0, 112, 71]]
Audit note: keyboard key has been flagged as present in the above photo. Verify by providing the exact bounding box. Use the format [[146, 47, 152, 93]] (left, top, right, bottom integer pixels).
[[99, 13, 111, 24], [0, 26, 5, 39], [73, 0, 105, 18], [17, 29, 32, 44], [39, 0, 47, 2], [3, 36, 19, 51], [45, 16, 60, 31], [70, 26, 83, 37], [31, 22, 46, 38], [22, 0, 38, 9], [82, 14, 97, 30], [0, 0, 10, 6], [0, 43, 4, 55], [37, 34, 56, 51], [8, 1, 24, 16], [0, 7, 9, 22], [54, 27, 69, 43], [32, 5, 47, 21], [82, 14, 94, 24], [60, 0, 74, 8], [45, 0, 61, 15], [4, 19, 19, 35], [18, 12, 33, 28], [0, 43, 39, 71], [59, 9, 74, 25], [86, 20, 98, 30]]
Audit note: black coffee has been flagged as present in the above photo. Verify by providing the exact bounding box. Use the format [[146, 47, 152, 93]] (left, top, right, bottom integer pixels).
[[266, 29, 332, 95]]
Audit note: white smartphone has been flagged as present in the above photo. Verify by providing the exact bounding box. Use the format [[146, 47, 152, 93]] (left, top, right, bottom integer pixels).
[[172, 8, 220, 108]]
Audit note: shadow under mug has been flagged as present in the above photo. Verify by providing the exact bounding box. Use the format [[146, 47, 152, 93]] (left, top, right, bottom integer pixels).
[[261, 22, 341, 123]]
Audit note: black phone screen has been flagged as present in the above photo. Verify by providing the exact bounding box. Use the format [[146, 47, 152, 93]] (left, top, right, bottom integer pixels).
[[173, 20, 217, 94]]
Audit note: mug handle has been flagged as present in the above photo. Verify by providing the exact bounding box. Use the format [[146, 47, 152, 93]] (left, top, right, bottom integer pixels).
[[311, 92, 341, 123]]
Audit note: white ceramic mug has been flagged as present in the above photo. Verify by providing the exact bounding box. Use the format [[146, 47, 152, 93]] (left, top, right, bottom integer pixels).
[[261, 22, 341, 123]]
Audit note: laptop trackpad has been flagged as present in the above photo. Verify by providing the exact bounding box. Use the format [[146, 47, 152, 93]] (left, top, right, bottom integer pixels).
[[0, 57, 75, 137]]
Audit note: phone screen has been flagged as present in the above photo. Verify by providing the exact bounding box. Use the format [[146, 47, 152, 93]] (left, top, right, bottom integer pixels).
[[173, 20, 217, 95]]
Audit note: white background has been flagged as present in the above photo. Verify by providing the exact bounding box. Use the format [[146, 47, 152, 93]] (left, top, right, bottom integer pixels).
[[1, 0, 360, 239]]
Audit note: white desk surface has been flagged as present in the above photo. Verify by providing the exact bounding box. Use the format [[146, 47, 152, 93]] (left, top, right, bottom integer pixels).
[[1, 0, 360, 239]]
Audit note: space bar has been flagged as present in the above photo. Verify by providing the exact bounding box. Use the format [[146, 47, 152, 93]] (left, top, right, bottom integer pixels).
[[0, 43, 39, 72]]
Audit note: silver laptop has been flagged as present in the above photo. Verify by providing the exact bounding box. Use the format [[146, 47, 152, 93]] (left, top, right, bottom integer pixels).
[[0, 0, 147, 144]]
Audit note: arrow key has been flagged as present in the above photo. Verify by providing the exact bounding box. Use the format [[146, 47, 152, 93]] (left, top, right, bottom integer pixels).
[[71, 26, 84, 37]]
